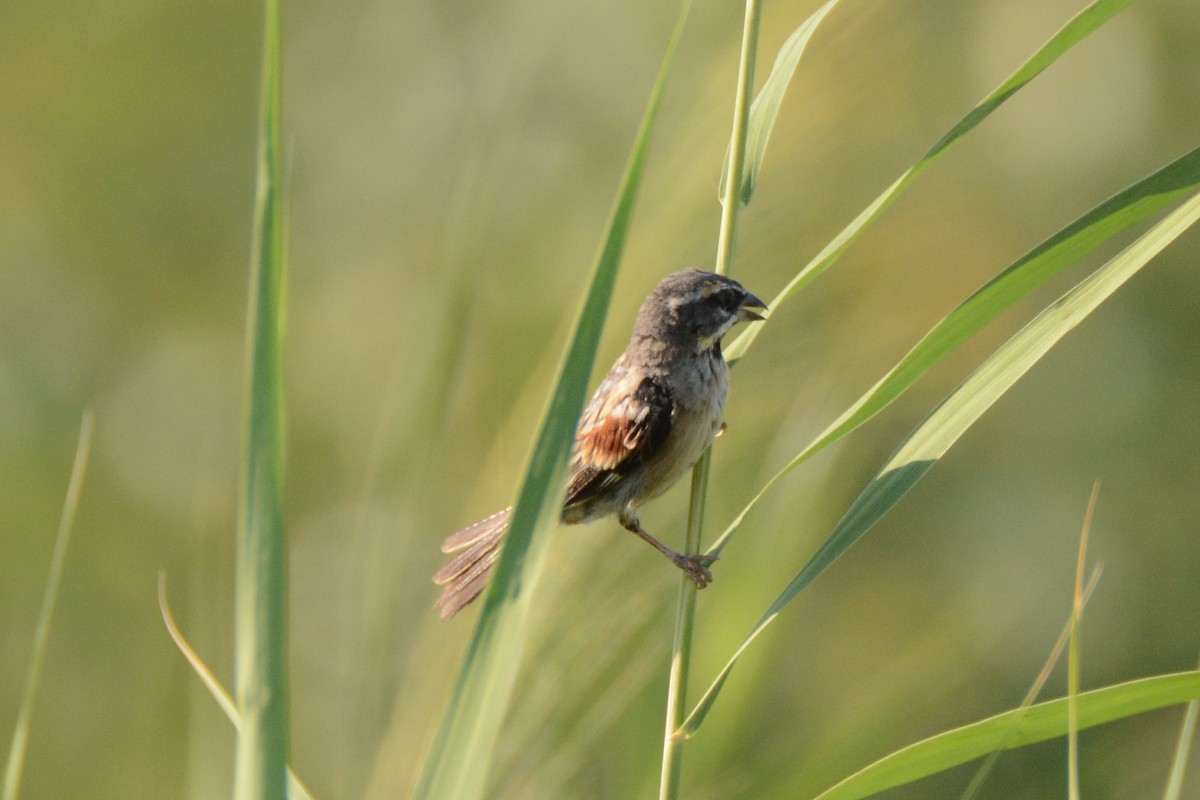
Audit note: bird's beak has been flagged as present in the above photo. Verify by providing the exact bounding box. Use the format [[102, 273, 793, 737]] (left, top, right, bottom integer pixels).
[[737, 292, 768, 322]]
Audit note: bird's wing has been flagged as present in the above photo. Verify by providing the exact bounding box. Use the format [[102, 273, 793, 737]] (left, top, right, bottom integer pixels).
[[564, 359, 673, 510]]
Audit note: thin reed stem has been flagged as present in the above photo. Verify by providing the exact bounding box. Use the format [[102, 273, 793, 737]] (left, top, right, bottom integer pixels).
[[2, 412, 93, 800], [659, 1, 761, 797], [233, 1, 288, 798]]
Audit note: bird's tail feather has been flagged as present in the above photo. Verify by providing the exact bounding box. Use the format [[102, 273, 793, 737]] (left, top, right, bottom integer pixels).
[[433, 507, 511, 619]]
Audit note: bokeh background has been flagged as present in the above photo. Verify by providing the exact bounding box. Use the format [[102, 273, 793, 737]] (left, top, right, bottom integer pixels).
[[2, 0, 1199, 797]]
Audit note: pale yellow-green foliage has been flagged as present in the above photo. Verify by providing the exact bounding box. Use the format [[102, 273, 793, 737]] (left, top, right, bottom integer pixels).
[[3, 1, 1200, 798]]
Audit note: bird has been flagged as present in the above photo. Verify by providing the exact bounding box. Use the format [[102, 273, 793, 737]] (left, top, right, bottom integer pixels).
[[433, 268, 767, 619]]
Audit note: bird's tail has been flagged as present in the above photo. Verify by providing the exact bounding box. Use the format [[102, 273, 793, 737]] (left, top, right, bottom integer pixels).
[[433, 507, 512, 619]]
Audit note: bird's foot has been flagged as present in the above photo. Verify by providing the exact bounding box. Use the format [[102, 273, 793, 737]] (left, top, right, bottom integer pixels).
[[669, 552, 716, 588]]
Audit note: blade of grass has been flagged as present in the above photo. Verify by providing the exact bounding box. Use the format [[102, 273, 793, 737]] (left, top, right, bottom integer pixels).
[[412, 6, 691, 797], [960, 567, 1101, 800], [718, 0, 840, 206], [811, 670, 1200, 800], [158, 574, 316, 800], [234, 0, 288, 797], [1068, 483, 1100, 799], [709, 143, 1200, 557], [724, 0, 1133, 367], [1163, 657, 1200, 800], [681, 188, 1200, 737], [2, 411, 93, 800]]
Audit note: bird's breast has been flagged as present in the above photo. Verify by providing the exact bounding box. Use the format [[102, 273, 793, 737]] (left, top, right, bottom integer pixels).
[[634, 352, 729, 505]]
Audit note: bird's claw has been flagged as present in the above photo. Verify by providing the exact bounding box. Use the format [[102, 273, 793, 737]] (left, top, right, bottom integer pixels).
[[671, 552, 716, 588]]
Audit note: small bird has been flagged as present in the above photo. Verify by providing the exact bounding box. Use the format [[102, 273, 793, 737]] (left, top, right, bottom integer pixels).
[[433, 268, 767, 619]]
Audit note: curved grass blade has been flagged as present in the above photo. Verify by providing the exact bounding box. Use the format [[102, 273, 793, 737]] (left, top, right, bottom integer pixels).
[[158, 575, 316, 800], [2, 411, 93, 800], [811, 670, 1200, 800], [235, 0, 288, 797], [681, 189, 1200, 736], [709, 144, 1200, 557], [724, 0, 1133, 367], [412, 5, 692, 798], [719, 0, 840, 206]]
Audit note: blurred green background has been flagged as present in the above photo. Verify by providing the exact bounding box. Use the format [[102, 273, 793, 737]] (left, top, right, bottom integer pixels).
[[3, 0, 1199, 797]]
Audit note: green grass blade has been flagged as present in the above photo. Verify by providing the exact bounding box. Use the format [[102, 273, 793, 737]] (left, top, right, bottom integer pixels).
[[2, 411, 93, 800], [719, 0, 840, 206], [681, 189, 1200, 736], [1163, 656, 1200, 800], [412, 6, 690, 798], [709, 144, 1200, 556], [158, 576, 316, 800], [234, 0, 288, 798], [810, 671, 1200, 800], [724, 0, 1133, 366]]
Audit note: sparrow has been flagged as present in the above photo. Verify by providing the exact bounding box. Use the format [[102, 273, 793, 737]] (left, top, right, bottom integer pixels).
[[433, 268, 767, 619]]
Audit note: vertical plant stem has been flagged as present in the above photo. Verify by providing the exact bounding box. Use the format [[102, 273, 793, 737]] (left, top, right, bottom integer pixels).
[[1068, 482, 1099, 800], [715, 0, 761, 276], [1163, 657, 1200, 800], [659, 455, 711, 799], [234, 1, 288, 798], [659, 1, 761, 797], [2, 411, 93, 800]]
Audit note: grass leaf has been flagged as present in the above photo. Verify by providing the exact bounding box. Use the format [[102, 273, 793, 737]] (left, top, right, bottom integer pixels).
[[709, 144, 1200, 556], [723, 0, 1133, 367], [411, 5, 691, 798], [812, 670, 1200, 800], [234, 0, 289, 797], [681, 188, 1200, 736], [2, 411, 93, 800], [719, 0, 840, 205]]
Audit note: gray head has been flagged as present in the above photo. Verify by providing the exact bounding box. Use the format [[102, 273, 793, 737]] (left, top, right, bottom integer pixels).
[[633, 268, 767, 351]]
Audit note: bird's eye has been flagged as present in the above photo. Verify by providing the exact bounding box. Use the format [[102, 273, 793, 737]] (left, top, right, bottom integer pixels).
[[715, 288, 742, 311]]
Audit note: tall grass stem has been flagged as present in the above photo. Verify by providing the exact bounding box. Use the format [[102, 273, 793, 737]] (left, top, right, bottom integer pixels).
[[1163, 658, 1200, 800], [233, 0, 288, 797], [1068, 483, 1099, 799], [660, 1, 760, 796]]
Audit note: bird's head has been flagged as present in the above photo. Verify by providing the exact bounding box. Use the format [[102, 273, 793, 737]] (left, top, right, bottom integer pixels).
[[634, 268, 767, 352]]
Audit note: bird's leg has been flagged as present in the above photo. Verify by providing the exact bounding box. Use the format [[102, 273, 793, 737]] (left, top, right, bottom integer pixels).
[[618, 508, 715, 588]]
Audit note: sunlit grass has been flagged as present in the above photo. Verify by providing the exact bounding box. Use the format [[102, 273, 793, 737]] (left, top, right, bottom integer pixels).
[[683, 186, 1200, 737], [418, 0, 1200, 796], [5, 1, 1199, 798], [411, 3, 693, 797]]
